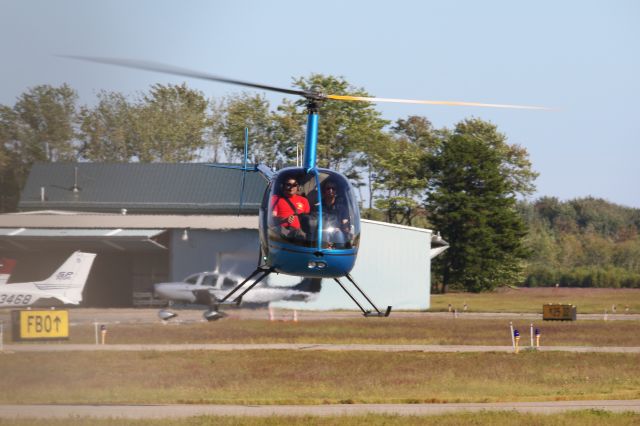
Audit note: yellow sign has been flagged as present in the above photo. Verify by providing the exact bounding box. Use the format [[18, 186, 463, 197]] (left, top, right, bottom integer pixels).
[[542, 304, 577, 321], [18, 310, 69, 339]]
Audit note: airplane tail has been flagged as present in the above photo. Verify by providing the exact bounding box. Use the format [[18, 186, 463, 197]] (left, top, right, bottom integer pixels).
[[0, 258, 17, 284], [35, 251, 97, 304]]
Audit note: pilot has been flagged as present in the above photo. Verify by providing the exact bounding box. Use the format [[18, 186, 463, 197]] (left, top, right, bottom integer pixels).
[[271, 176, 310, 239]]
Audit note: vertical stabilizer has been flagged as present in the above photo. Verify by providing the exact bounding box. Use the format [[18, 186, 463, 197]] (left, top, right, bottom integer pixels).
[[35, 251, 97, 304], [0, 258, 16, 284]]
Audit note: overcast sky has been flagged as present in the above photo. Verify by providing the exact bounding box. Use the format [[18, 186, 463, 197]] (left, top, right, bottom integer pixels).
[[2, 0, 639, 207]]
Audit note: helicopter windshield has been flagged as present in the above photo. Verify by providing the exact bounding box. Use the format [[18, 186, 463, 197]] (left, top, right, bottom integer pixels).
[[265, 168, 360, 250]]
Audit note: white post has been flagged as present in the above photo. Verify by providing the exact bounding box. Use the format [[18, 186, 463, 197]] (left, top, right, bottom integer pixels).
[[94, 321, 99, 345], [530, 323, 534, 348], [510, 322, 515, 349]]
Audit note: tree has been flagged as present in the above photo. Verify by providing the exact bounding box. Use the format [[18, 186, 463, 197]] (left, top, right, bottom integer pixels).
[[0, 85, 78, 212], [132, 84, 209, 162], [78, 91, 135, 162], [371, 116, 440, 225], [220, 93, 280, 165], [0, 105, 21, 211], [287, 74, 389, 181], [12, 84, 78, 163], [428, 119, 534, 292]]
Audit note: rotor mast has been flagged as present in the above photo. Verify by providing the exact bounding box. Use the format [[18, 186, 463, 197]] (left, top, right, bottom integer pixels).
[[302, 99, 320, 171]]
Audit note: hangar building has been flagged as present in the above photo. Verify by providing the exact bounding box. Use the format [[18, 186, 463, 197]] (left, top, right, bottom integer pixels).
[[0, 163, 446, 310]]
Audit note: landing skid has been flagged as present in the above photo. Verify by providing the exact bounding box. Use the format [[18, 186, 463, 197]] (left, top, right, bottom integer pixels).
[[217, 265, 274, 305], [193, 265, 274, 319], [158, 266, 274, 322], [334, 273, 392, 317]]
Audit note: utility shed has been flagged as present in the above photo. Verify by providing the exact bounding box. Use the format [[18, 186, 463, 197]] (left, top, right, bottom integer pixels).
[[272, 220, 436, 311]]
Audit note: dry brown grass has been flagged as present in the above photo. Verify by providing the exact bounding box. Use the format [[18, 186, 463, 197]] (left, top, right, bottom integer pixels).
[[431, 288, 640, 313], [1, 411, 640, 426], [1, 350, 639, 405], [64, 316, 640, 347]]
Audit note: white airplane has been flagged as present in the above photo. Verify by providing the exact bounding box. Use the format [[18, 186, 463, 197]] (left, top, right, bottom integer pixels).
[[154, 270, 320, 321], [0, 251, 96, 308], [0, 257, 16, 285]]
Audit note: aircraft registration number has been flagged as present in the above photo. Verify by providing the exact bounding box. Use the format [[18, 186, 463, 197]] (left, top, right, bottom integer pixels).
[[0, 294, 33, 305]]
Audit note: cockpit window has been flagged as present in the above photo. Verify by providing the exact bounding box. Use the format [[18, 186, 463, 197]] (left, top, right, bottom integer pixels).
[[267, 167, 360, 250], [184, 275, 199, 285], [201, 274, 218, 286], [222, 277, 237, 289]]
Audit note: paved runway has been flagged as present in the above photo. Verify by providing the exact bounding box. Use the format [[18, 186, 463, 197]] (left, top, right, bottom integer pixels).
[[1, 400, 639, 419], [2, 308, 639, 325]]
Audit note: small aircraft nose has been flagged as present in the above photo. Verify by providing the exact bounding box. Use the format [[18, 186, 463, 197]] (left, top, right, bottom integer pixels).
[[153, 284, 170, 299]]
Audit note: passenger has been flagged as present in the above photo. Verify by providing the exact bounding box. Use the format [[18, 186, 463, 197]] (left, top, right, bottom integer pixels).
[[318, 179, 351, 247], [271, 177, 310, 240]]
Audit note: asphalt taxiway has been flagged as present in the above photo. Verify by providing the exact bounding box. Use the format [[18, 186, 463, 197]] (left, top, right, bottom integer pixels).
[[1, 400, 639, 419]]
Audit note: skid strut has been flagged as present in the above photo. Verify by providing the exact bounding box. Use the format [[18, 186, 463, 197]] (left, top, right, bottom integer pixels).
[[334, 273, 392, 317], [218, 266, 274, 305]]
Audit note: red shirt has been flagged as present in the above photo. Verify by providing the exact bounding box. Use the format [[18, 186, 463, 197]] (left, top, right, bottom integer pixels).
[[271, 194, 310, 229]]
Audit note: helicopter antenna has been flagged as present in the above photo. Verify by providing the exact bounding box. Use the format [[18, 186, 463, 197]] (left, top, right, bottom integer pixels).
[[237, 128, 249, 216]]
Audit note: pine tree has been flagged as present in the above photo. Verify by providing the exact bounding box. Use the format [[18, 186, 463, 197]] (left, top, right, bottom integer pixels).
[[428, 121, 530, 292]]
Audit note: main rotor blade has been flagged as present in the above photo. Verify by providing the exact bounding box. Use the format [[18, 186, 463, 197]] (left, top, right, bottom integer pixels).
[[61, 55, 311, 98], [326, 94, 550, 110]]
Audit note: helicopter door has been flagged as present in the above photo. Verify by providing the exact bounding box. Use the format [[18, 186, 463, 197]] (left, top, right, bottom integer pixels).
[[310, 171, 360, 250]]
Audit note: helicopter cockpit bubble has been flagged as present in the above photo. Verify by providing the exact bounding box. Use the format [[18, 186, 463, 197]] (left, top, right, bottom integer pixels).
[[264, 168, 360, 251]]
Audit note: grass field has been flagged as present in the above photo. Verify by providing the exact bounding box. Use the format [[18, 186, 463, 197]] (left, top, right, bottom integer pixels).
[[64, 316, 640, 346], [1, 411, 639, 426], [3, 288, 640, 424], [1, 351, 639, 405], [430, 287, 640, 313]]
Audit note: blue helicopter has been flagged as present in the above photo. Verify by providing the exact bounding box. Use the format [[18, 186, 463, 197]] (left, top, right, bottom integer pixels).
[[66, 56, 547, 318]]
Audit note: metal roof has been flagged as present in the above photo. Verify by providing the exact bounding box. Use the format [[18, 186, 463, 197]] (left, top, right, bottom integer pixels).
[[0, 228, 167, 252], [19, 163, 268, 214], [0, 212, 259, 230]]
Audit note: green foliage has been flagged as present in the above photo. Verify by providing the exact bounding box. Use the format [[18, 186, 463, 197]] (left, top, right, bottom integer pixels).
[[369, 116, 438, 226], [13, 83, 78, 162], [290, 74, 389, 176], [78, 91, 135, 161], [0, 105, 20, 210], [219, 92, 279, 165], [428, 121, 533, 292], [0, 84, 78, 211], [78, 84, 210, 163], [133, 83, 210, 162], [521, 197, 640, 287]]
